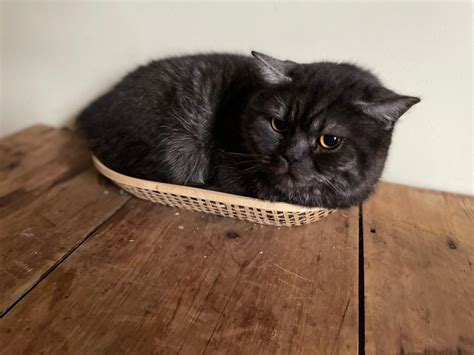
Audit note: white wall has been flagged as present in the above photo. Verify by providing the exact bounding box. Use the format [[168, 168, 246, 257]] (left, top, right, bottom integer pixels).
[[1, 1, 472, 195]]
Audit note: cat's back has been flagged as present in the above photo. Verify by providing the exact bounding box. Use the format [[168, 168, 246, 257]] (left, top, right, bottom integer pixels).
[[77, 53, 254, 182], [79, 53, 253, 131], [120, 53, 252, 94]]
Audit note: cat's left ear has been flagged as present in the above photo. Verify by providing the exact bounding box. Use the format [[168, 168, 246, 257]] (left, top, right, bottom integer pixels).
[[251, 51, 295, 85], [355, 89, 420, 130]]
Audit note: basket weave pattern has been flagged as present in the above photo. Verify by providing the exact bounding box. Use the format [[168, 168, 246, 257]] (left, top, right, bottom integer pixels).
[[93, 157, 335, 227]]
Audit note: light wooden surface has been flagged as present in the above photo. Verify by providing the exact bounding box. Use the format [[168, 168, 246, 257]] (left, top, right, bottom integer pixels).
[[0, 125, 358, 354], [0, 125, 473, 354], [363, 183, 474, 354], [0, 125, 129, 316], [0, 200, 358, 354]]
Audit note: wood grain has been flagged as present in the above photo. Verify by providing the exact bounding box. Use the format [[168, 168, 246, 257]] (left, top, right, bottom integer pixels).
[[0, 200, 359, 354], [1, 125, 85, 198], [4, 124, 472, 353], [0, 125, 130, 315], [363, 183, 474, 354]]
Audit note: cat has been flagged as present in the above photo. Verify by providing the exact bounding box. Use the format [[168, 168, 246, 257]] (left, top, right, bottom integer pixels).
[[77, 51, 420, 208]]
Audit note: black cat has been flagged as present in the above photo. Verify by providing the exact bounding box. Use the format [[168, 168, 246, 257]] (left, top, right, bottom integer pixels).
[[77, 51, 420, 208]]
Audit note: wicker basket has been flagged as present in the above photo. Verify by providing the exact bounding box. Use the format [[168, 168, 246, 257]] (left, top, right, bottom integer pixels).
[[92, 156, 335, 227]]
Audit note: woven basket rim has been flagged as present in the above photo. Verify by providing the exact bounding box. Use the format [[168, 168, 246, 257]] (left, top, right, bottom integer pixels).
[[92, 156, 330, 213]]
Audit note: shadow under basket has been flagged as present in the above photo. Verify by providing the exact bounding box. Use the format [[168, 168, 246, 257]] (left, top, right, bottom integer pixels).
[[92, 156, 336, 227]]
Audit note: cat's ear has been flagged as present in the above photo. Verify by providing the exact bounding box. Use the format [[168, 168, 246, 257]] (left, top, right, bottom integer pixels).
[[355, 89, 420, 129], [251, 51, 295, 85]]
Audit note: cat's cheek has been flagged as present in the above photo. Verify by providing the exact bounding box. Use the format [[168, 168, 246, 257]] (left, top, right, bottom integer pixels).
[[250, 126, 280, 155]]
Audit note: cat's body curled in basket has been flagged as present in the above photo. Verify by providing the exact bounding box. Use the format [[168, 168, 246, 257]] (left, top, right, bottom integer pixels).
[[77, 51, 419, 208]]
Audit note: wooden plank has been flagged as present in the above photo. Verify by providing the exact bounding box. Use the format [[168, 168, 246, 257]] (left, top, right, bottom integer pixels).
[[0, 125, 130, 315], [0, 125, 86, 197], [0, 201, 359, 354], [363, 183, 474, 354]]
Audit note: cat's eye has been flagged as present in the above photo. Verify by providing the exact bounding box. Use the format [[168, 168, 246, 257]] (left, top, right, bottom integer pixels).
[[319, 135, 341, 149], [271, 118, 288, 133]]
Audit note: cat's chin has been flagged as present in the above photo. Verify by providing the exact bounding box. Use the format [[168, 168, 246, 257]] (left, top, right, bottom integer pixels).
[[270, 172, 312, 193]]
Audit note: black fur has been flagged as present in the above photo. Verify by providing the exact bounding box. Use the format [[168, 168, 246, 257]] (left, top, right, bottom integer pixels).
[[77, 52, 419, 208]]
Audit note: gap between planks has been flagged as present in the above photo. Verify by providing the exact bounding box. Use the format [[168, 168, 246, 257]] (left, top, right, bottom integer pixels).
[[0, 197, 130, 318], [358, 205, 365, 355]]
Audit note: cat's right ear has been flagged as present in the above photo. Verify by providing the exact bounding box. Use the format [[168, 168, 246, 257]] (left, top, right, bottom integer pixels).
[[251, 51, 295, 85], [355, 88, 420, 130]]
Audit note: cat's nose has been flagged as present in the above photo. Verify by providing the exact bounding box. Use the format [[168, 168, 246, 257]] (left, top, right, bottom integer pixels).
[[286, 138, 307, 163], [272, 155, 289, 175], [282, 153, 301, 165]]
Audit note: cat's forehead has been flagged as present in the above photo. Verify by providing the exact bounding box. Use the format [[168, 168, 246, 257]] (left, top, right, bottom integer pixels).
[[278, 90, 368, 135], [261, 70, 378, 130], [278, 78, 362, 109], [265, 87, 330, 116], [306, 108, 354, 136]]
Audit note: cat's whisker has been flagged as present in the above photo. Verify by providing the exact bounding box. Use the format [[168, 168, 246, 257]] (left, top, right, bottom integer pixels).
[[224, 156, 271, 168], [240, 165, 262, 175], [224, 160, 258, 167], [219, 150, 262, 158], [319, 175, 342, 194]]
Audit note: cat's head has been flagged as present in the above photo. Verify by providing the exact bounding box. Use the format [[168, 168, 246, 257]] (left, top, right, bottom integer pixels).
[[242, 51, 420, 208]]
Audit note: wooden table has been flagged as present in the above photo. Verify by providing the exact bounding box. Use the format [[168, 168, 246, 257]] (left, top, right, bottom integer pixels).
[[0, 125, 473, 354]]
